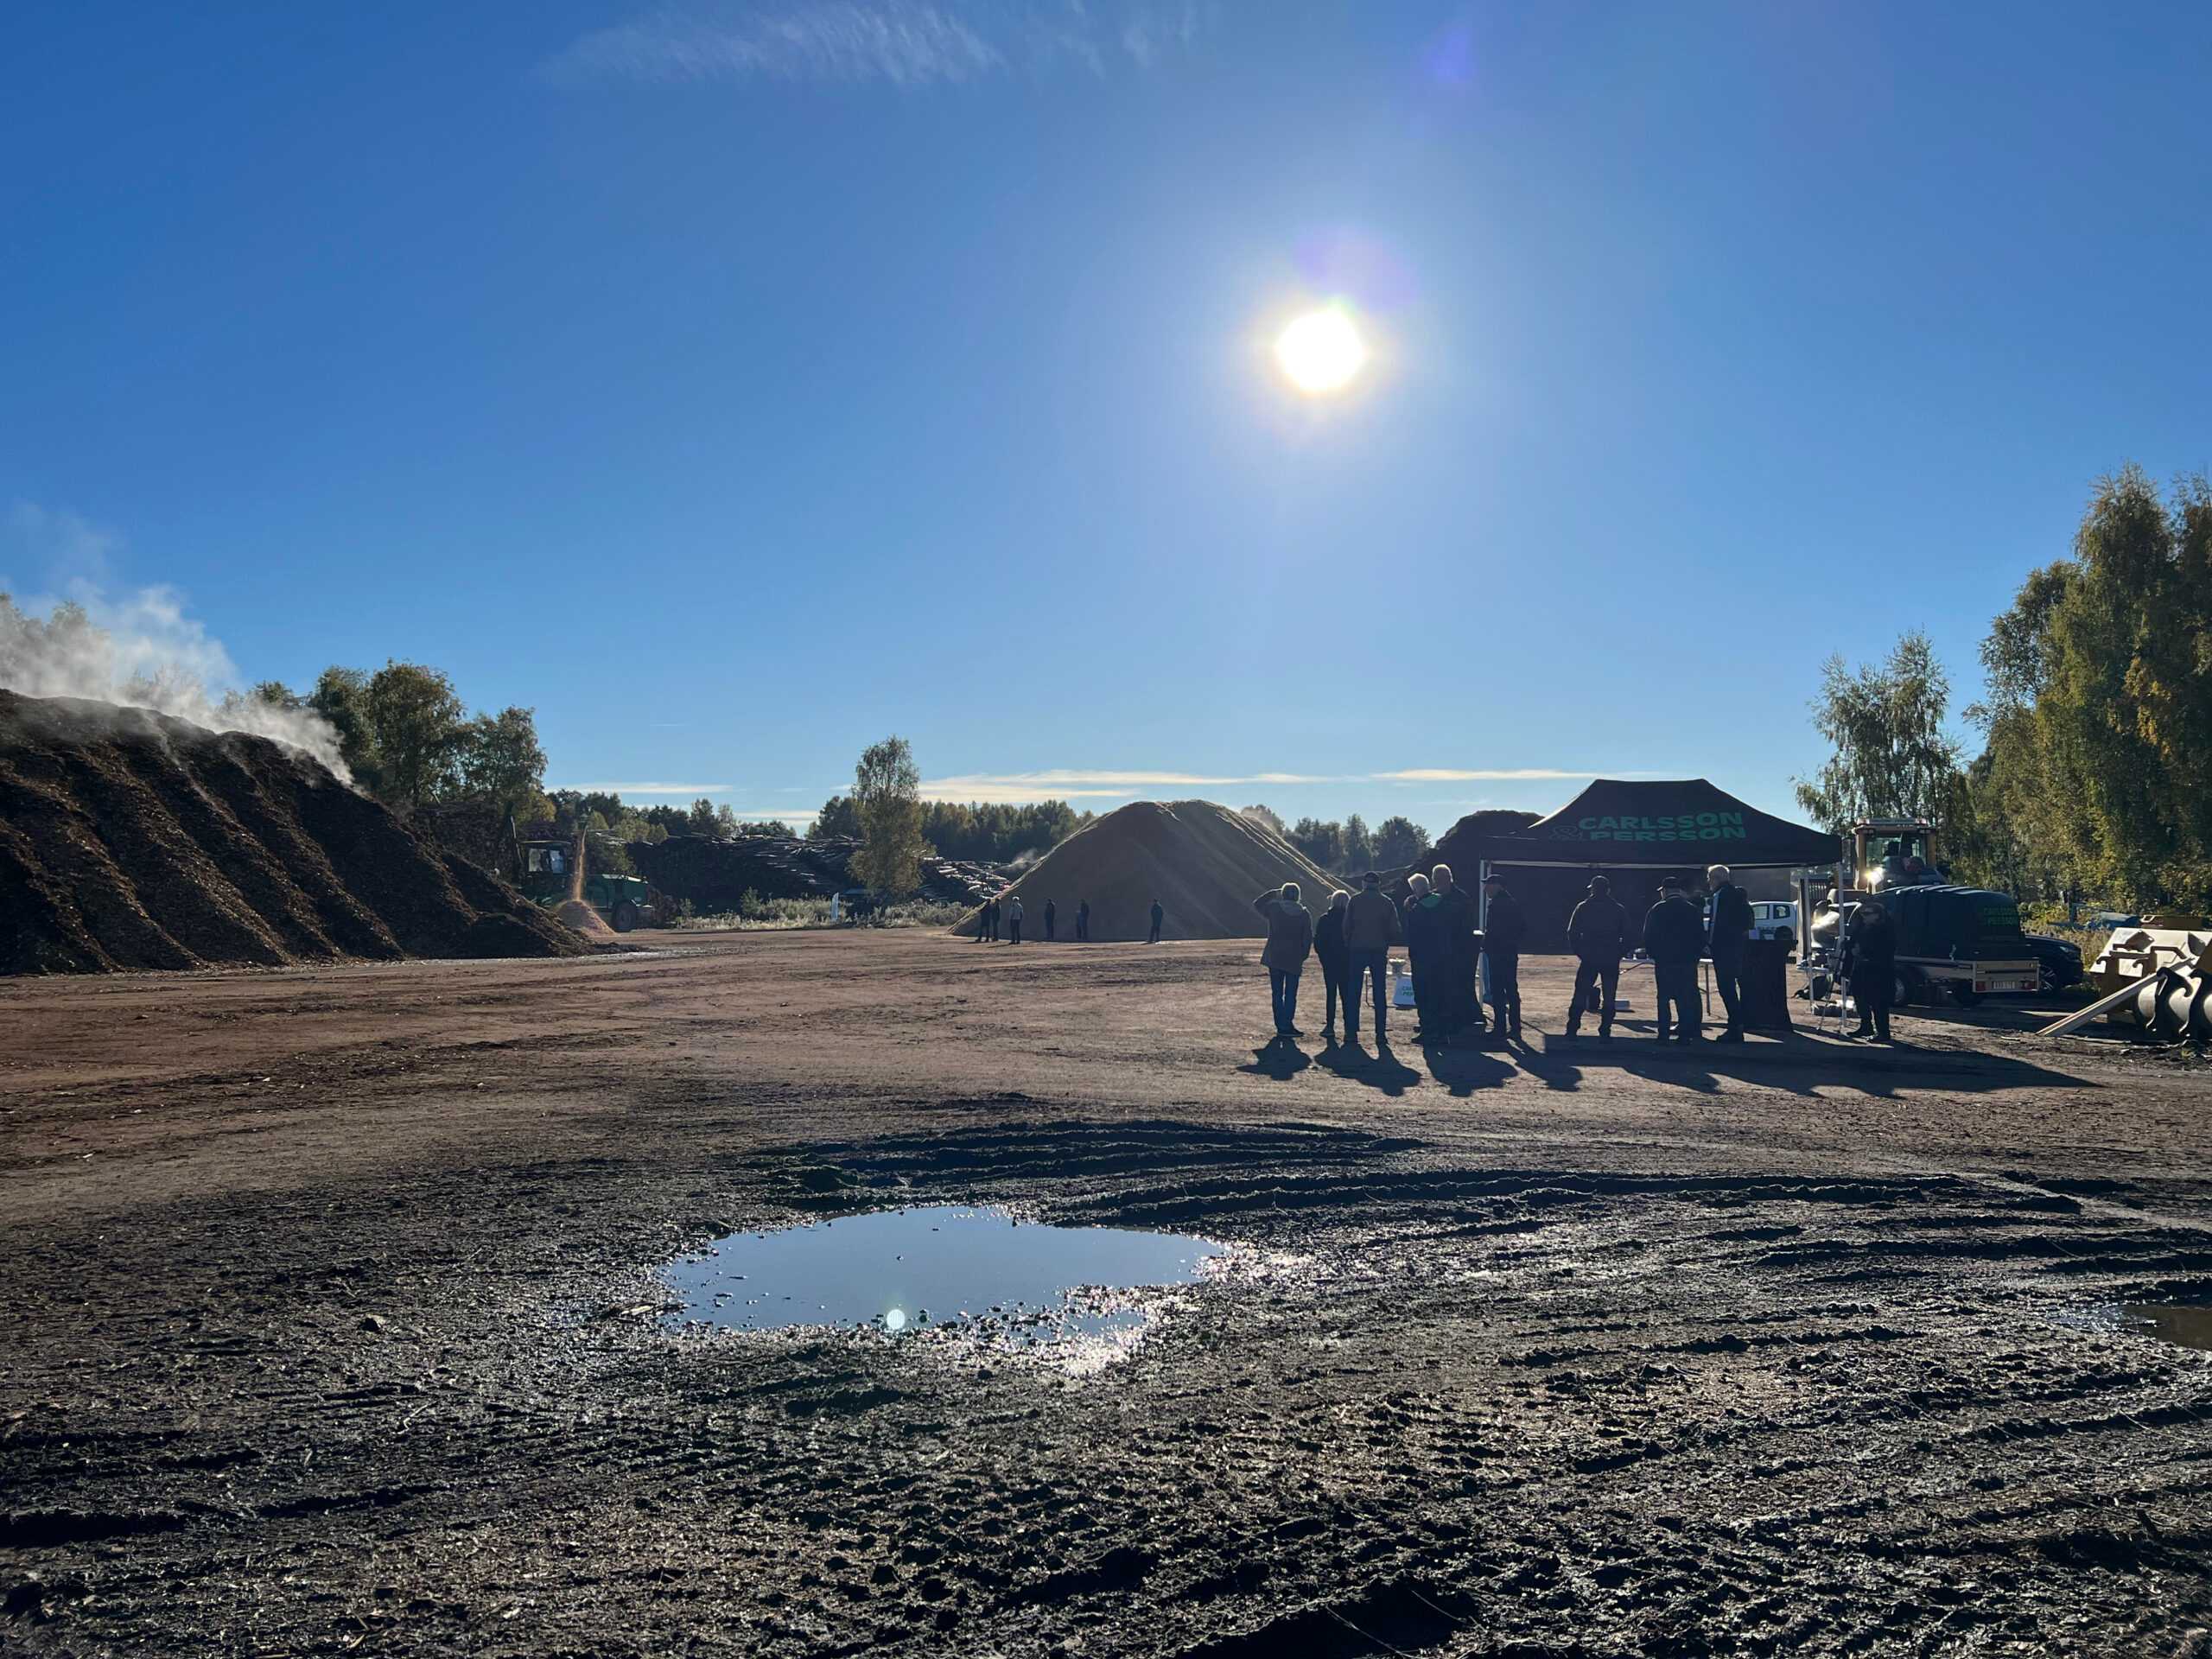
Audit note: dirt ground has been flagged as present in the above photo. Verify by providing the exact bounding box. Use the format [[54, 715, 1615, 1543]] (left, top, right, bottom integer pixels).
[[4, 931, 2210, 1657]]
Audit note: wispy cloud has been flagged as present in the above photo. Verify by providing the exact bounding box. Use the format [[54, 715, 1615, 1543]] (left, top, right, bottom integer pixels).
[[543, 1, 1211, 88], [553, 782, 733, 795], [1370, 768, 1596, 782], [918, 766, 1629, 804]]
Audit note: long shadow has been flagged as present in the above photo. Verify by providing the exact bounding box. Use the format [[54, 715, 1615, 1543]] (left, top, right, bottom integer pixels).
[[1237, 1036, 1313, 1081], [1529, 1024, 2095, 1101], [1315, 1036, 1424, 1097], [1415, 1036, 1518, 1098]]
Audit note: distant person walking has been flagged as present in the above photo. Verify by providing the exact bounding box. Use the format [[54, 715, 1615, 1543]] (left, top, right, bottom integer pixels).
[[1402, 873, 1445, 1040], [1007, 897, 1025, 944], [1844, 899, 1897, 1041], [1642, 875, 1704, 1044], [1076, 899, 1090, 942], [1430, 864, 1482, 1039], [1252, 884, 1313, 1039], [1706, 863, 1751, 1042], [1342, 870, 1402, 1044], [1480, 873, 1526, 1039], [1312, 890, 1351, 1041], [1563, 875, 1627, 1040], [1147, 899, 1165, 944], [1043, 898, 1057, 942]]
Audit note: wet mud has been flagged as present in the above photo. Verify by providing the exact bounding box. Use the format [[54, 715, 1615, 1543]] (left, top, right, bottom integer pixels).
[[3, 932, 2209, 1656]]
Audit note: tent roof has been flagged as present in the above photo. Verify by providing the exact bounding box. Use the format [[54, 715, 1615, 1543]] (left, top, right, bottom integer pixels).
[[1461, 779, 1839, 869]]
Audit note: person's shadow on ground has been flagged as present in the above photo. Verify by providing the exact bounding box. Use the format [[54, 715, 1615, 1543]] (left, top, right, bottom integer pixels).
[[1416, 1035, 1517, 1096], [1318, 1036, 1423, 1096], [1239, 1036, 1312, 1081]]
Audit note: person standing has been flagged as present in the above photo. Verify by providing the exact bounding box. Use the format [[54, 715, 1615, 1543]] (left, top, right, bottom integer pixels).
[[1844, 899, 1897, 1040], [1147, 899, 1165, 944], [1342, 870, 1401, 1044], [1642, 874, 1705, 1044], [1076, 899, 1090, 942], [1043, 898, 1057, 942], [1429, 864, 1482, 1039], [1706, 862, 1752, 1042], [1480, 873, 1526, 1039], [1252, 884, 1313, 1038], [1312, 890, 1351, 1041], [1007, 896, 1025, 944], [1563, 875, 1627, 1040], [1402, 873, 1446, 1041]]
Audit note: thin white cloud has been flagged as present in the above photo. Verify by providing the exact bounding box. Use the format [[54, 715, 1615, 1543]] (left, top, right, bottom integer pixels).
[[1371, 768, 1597, 782], [553, 782, 733, 795], [543, 1, 1211, 88]]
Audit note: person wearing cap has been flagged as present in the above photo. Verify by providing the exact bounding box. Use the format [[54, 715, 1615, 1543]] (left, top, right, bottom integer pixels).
[[1311, 890, 1353, 1042], [1843, 898, 1898, 1040], [1479, 873, 1527, 1039], [1641, 874, 1705, 1043], [1341, 870, 1402, 1043], [1563, 875, 1628, 1039], [1428, 863, 1483, 1040], [1705, 863, 1751, 1042], [1252, 882, 1314, 1039]]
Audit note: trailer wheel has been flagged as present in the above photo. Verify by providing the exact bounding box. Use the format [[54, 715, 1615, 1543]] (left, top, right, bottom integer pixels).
[[1949, 985, 1982, 1008], [612, 899, 641, 933], [1893, 969, 1916, 1007]]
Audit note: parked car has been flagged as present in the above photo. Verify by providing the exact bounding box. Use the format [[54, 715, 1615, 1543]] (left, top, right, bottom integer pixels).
[[2021, 933, 2085, 993], [1748, 900, 1798, 944]]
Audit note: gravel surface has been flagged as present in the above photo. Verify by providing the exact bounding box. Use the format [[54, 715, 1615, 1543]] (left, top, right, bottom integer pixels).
[[4, 931, 2209, 1656]]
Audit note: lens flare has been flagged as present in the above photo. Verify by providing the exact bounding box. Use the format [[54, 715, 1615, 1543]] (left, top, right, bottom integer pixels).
[[1274, 305, 1368, 395]]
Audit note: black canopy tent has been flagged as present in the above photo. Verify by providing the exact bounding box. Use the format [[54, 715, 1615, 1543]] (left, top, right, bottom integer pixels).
[[1454, 779, 1840, 952]]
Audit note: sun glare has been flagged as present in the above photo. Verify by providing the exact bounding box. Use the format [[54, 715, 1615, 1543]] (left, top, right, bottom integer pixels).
[[1274, 305, 1368, 395]]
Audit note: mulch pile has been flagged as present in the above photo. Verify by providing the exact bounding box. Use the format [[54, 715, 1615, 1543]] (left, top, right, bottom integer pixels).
[[0, 690, 584, 975], [949, 800, 1339, 941], [629, 834, 1001, 914]]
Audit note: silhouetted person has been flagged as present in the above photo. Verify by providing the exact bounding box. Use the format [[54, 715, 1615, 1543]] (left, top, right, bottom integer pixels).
[[1313, 890, 1351, 1041], [1402, 873, 1446, 1040], [1007, 896, 1025, 944], [982, 897, 1001, 942], [1706, 861, 1751, 1043], [1564, 875, 1626, 1040], [1845, 899, 1897, 1040], [1342, 870, 1401, 1044], [1253, 883, 1313, 1038], [1043, 898, 1056, 941], [1076, 899, 1090, 942], [1147, 899, 1165, 944], [1430, 864, 1482, 1039], [1642, 875, 1704, 1044], [1480, 873, 1525, 1039]]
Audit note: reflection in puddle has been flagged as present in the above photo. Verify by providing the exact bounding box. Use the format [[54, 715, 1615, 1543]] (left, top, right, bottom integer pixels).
[[663, 1205, 1227, 1357], [2124, 1305, 2212, 1353]]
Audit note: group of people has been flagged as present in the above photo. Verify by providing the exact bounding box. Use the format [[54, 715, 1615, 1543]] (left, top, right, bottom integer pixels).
[[1251, 861, 1779, 1049], [971, 895, 1162, 944], [1251, 864, 1526, 1046]]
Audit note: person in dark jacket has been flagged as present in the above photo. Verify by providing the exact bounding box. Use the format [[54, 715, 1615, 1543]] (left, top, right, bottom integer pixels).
[[1706, 863, 1752, 1042], [1147, 899, 1165, 944], [1641, 875, 1705, 1043], [1252, 884, 1314, 1038], [1480, 874, 1526, 1039], [1341, 870, 1402, 1043], [1402, 874, 1447, 1040], [1563, 875, 1627, 1039], [1043, 898, 1057, 942], [1076, 899, 1090, 942], [1431, 866, 1483, 1039], [982, 897, 1001, 942], [1311, 890, 1352, 1040], [1843, 899, 1898, 1039]]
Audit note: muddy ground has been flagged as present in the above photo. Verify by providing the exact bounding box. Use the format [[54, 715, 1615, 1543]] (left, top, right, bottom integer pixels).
[[4, 932, 2210, 1657]]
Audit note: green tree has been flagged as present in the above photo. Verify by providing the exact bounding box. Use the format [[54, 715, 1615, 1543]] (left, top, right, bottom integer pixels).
[[1341, 813, 1374, 872], [1792, 631, 1962, 836], [685, 797, 720, 836], [808, 793, 862, 840], [1373, 816, 1429, 871], [457, 706, 547, 817], [849, 735, 926, 895], [1288, 817, 1344, 870], [308, 666, 381, 791], [360, 662, 468, 808]]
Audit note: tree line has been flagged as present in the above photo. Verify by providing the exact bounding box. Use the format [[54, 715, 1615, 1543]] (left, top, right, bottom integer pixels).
[[1797, 467, 2212, 912], [1267, 809, 1432, 874], [806, 791, 1091, 865]]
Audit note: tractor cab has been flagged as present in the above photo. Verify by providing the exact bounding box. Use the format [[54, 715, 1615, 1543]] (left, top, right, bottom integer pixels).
[[1850, 818, 1945, 893]]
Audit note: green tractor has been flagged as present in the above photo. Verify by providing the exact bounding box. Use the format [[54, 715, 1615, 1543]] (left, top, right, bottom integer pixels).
[[512, 823, 658, 933]]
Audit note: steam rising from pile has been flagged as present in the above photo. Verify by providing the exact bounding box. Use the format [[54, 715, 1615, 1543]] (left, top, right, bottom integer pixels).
[[0, 588, 352, 783]]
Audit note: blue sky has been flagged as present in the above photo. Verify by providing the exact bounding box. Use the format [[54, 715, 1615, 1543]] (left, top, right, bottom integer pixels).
[[4, 2, 2209, 831]]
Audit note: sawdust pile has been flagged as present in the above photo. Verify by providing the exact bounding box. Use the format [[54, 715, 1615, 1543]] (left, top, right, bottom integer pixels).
[[950, 800, 1339, 941], [554, 898, 617, 940], [0, 690, 584, 975]]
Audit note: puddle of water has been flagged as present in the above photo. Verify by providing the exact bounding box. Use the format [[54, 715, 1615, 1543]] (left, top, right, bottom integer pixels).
[[2124, 1305, 2212, 1353], [663, 1205, 1227, 1352]]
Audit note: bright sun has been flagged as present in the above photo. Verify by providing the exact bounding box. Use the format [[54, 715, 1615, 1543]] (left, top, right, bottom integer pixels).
[[1274, 305, 1368, 395]]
